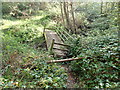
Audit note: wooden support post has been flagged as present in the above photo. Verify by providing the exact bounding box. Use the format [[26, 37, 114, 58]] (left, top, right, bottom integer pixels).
[[43, 27, 45, 35], [49, 39, 55, 53]]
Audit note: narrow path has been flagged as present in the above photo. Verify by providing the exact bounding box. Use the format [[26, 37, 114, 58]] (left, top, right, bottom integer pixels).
[[61, 64, 76, 88]]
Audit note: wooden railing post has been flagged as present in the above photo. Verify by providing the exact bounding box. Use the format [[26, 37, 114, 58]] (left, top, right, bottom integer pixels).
[[49, 39, 55, 54], [43, 27, 45, 36]]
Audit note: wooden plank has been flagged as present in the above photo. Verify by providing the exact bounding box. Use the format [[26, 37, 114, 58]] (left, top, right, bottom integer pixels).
[[47, 57, 92, 63], [53, 48, 68, 51], [54, 42, 70, 47], [44, 29, 67, 57], [47, 57, 85, 63], [44, 30, 53, 49]]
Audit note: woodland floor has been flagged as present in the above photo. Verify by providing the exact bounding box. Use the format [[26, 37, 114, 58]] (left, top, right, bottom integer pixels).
[[60, 64, 77, 88]]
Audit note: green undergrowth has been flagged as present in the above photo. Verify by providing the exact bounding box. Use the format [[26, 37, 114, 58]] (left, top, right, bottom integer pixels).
[[1, 15, 67, 88], [63, 10, 119, 88], [67, 24, 119, 88]]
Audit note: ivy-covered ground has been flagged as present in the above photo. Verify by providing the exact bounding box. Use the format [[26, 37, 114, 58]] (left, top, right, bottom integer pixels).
[[0, 12, 67, 88], [1, 2, 120, 88], [66, 13, 119, 88]]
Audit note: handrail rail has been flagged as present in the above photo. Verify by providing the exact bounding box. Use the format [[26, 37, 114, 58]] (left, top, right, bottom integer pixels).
[[54, 42, 70, 47], [56, 29, 66, 42]]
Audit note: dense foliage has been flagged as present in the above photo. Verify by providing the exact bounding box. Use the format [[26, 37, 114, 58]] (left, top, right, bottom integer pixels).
[[69, 29, 119, 88], [67, 4, 119, 88], [1, 2, 119, 89], [1, 13, 67, 88]]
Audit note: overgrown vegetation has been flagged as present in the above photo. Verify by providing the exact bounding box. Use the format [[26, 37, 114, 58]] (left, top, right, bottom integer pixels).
[[1, 9, 67, 88], [68, 28, 119, 88], [66, 2, 119, 88], [1, 1, 119, 88]]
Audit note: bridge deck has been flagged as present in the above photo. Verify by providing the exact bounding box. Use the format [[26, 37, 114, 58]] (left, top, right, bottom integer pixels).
[[44, 29, 67, 57]]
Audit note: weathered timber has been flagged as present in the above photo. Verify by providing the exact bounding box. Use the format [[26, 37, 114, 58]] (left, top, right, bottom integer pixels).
[[44, 29, 67, 57], [45, 27, 56, 30], [53, 48, 68, 52], [54, 42, 70, 47], [47, 57, 92, 63], [47, 57, 85, 63], [56, 30, 67, 41], [49, 39, 55, 52]]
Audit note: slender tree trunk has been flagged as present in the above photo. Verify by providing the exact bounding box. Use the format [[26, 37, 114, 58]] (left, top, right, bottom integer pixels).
[[107, 2, 110, 13], [118, 1, 120, 50], [63, 2, 70, 33], [66, 2, 69, 23], [101, 0, 103, 14], [86, 3, 88, 12], [70, 2, 76, 34], [105, 2, 108, 14], [110, 2, 115, 13], [60, 2, 65, 28]]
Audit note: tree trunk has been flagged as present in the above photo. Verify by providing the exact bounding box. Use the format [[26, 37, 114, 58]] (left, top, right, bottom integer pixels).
[[60, 2, 65, 28], [66, 2, 69, 24], [105, 2, 108, 14], [101, 0, 103, 14], [118, 1, 120, 57], [86, 3, 88, 12], [63, 2, 71, 33], [70, 2, 76, 34], [110, 2, 115, 13]]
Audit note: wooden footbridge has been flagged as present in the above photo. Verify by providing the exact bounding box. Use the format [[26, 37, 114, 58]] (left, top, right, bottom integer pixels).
[[44, 28, 90, 63], [44, 29, 71, 58]]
